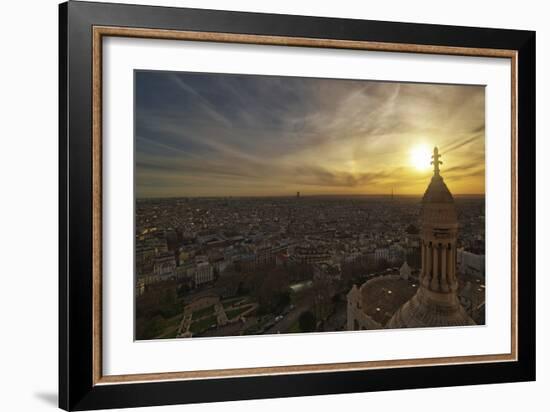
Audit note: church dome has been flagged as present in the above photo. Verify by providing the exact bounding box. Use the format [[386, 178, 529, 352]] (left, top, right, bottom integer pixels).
[[420, 147, 457, 225], [422, 174, 454, 204], [421, 175, 457, 225]]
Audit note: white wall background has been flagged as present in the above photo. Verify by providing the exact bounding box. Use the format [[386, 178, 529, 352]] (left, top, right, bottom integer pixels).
[[0, 1, 546, 411]]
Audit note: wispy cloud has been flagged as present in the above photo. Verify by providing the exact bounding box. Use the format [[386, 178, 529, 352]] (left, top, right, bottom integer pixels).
[[135, 71, 485, 197]]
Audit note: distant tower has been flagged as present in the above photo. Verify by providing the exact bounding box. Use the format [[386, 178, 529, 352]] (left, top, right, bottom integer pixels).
[[297, 191, 300, 198], [387, 147, 474, 328]]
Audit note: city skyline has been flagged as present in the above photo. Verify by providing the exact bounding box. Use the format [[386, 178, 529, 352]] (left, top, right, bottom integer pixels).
[[135, 165, 486, 339], [136, 71, 485, 198], [136, 193, 486, 200]]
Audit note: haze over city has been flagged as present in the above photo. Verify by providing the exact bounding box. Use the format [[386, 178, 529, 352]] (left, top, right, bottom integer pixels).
[[135, 71, 485, 198]]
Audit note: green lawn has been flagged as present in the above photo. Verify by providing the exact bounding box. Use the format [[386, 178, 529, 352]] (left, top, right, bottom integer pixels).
[[192, 305, 215, 319], [243, 325, 260, 335], [222, 297, 248, 309], [156, 323, 180, 339], [221, 296, 242, 304], [225, 305, 252, 320], [287, 320, 301, 334], [189, 315, 217, 335], [152, 313, 183, 339]]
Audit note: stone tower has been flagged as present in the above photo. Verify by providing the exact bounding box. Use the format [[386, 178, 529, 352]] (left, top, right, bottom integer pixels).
[[387, 147, 474, 328]]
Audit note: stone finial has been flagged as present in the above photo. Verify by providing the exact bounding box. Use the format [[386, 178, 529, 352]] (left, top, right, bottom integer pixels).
[[431, 146, 442, 175]]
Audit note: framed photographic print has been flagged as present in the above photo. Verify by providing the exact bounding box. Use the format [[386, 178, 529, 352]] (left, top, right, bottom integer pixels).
[[59, 1, 536, 410]]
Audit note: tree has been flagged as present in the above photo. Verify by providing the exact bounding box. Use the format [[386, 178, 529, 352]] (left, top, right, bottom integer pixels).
[[299, 311, 317, 332], [176, 282, 190, 298], [312, 277, 334, 321], [136, 315, 164, 340], [253, 267, 290, 315]]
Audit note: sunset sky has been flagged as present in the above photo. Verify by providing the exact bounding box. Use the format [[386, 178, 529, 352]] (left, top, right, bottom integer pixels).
[[135, 71, 485, 198]]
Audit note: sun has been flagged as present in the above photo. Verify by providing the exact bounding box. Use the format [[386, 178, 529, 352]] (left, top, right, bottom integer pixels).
[[410, 144, 432, 170]]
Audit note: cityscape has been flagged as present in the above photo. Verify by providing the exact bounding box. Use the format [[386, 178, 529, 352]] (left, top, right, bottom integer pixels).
[[135, 191, 485, 340], [134, 70, 486, 340]]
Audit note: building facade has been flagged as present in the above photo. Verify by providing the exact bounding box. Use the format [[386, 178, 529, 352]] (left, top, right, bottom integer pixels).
[[457, 248, 486, 279], [152, 252, 176, 279], [195, 261, 214, 287]]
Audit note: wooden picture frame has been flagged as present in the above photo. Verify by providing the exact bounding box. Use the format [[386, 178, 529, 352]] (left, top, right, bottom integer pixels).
[[59, 1, 535, 410]]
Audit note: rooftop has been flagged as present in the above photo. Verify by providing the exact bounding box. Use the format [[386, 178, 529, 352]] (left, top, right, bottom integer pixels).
[[360, 275, 418, 325]]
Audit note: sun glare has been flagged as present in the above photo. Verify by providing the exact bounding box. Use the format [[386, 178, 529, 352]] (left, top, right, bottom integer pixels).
[[410, 145, 432, 170]]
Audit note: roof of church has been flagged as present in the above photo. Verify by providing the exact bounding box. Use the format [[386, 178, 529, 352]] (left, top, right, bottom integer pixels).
[[421, 146, 454, 204], [386, 287, 476, 329], [422, 174, 454, 204], [359, 275, 417, 325]]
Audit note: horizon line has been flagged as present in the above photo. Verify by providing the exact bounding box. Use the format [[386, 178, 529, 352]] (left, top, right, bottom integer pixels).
[[136, 193, 485, 200]]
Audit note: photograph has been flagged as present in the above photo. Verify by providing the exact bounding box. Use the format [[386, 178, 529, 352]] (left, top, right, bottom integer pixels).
[[52, 1, 536, 409], [134, 71, 486, 340]]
